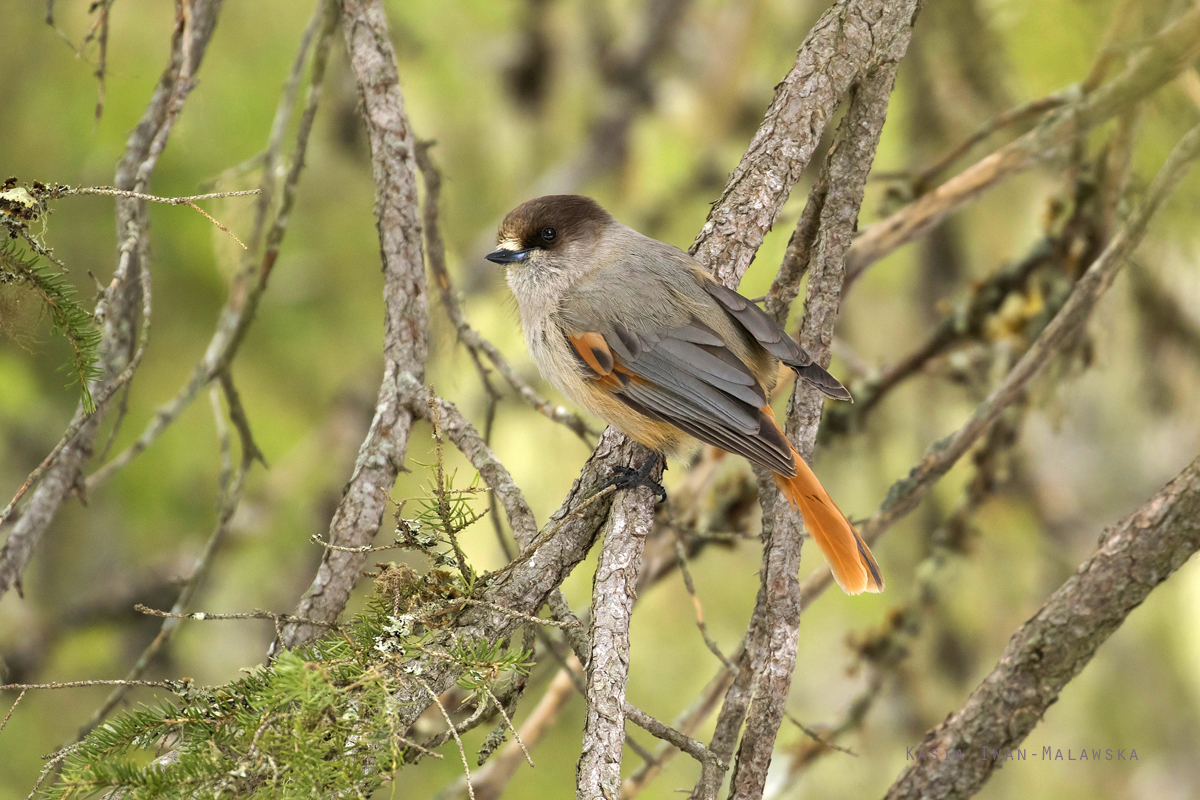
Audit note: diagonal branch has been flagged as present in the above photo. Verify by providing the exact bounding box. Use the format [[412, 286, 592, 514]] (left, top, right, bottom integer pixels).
[[402, 381, 538, 548], [843, 2, 1200, 284], [279, 0, 429, 649], [690, 0, 920, 289], [415, 142, 598, 444], [801, 119, 1200, 609], [884, 451, 1200, 800], [85, 0, 338, 490], [74, 373, 258, 741], [717, 54, 910, 800], [663, 110, 1198, 800], [0, 0, 224, 604]]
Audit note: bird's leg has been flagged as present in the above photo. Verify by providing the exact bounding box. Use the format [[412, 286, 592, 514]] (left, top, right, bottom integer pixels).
[[600, 451, 667, 503]]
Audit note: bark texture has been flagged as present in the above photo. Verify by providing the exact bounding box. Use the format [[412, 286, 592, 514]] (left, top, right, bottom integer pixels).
[[720, 58, 906, 800], [0, 0, 224, 602], [690, 0, 921, 289], [280, 0, 429, 647], [884, 454, 1200, 800], [576, 470, 657, 799]]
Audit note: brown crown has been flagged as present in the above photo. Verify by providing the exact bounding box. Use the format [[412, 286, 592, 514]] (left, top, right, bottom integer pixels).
[[497, 195, 614, 250]]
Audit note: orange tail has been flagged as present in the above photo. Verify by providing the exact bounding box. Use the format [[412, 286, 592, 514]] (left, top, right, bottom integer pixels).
[[773, 449, 884, 595]]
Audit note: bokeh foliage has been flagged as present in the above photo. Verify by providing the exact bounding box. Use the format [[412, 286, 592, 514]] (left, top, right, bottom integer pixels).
[[3, 0, 1200, 798]]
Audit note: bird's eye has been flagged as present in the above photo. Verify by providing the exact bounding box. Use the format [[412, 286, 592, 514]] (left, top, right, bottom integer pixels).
[[540, 227, 557, 243]]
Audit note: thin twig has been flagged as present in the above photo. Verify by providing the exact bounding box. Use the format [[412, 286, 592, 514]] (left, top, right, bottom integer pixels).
[[414, 142, 598, 444], [309, 534, 406, 554], [74, 371, 260, 740], [673, 532, 731, 668], [783, 711, 858, 758], [83, 0, 336, 491], [397, 734, 446, 761], [26, 743, 79, 800], [415, 676, 477, 800], [29, 185, 261, 250], [623, 703, 724, 769], [484, 686, 534, 768], [65, 187, 261, 204], [460, 599, 579, 630], [0, 689, 27, 735], [133, 604, 340, 628], [872, 92, 1073, 192], [1, 680, 174, 691]]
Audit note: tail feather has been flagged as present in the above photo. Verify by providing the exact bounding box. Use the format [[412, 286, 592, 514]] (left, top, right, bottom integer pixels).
[[774, 450, 883, 595]]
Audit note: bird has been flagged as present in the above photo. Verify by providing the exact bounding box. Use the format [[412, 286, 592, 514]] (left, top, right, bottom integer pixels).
[[486, 195, 883, 595]]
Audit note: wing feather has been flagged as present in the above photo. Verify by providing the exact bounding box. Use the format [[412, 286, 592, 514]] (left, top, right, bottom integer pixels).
[[700, 279, 853, 401], [563, 325, 795, 476]]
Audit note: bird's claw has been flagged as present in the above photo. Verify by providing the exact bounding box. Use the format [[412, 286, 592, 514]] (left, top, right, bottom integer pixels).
[[600, 454, 667, 503]]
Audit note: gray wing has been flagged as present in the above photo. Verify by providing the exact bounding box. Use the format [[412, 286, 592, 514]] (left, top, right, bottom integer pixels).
[[701, 281, 853, 402], [561, 317, 797, 476]]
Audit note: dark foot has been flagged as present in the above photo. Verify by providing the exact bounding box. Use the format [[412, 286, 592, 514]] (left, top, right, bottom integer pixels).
[[600, 453, 667, 503]]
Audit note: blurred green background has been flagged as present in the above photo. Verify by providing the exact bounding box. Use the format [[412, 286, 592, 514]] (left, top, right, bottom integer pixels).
[[3, 0, 1200, 798]]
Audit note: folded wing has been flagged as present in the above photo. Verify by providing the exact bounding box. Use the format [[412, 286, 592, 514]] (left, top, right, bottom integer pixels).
[[700, 279, 852, 402], [564, 320, 797, 477]]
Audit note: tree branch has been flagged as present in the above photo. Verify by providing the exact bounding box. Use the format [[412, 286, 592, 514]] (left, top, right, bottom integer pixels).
[[74, 374, 258, 741], [690, 0, 920, 289], [802, 119, 1200, 609], [84, 0, 339, 490], [402, 381, 538, 548], [576, 459, 658, 799], [279, 0, 429, 648], [719, 56, 908, 800], [844, 2, 1200, 284], [884, 451, 1200, 800], [0, 0, 224, 603]]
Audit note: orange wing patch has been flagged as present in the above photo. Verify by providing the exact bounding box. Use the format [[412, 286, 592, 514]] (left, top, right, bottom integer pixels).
[[567, 331, 637, 392], [567, 331, 615, 376]]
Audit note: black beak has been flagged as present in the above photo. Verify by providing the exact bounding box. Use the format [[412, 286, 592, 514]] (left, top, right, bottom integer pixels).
[[485, 247, 532, 265]]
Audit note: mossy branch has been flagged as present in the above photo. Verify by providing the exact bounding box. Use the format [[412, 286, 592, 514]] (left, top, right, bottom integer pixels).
[[26, 452, 545, 798]]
